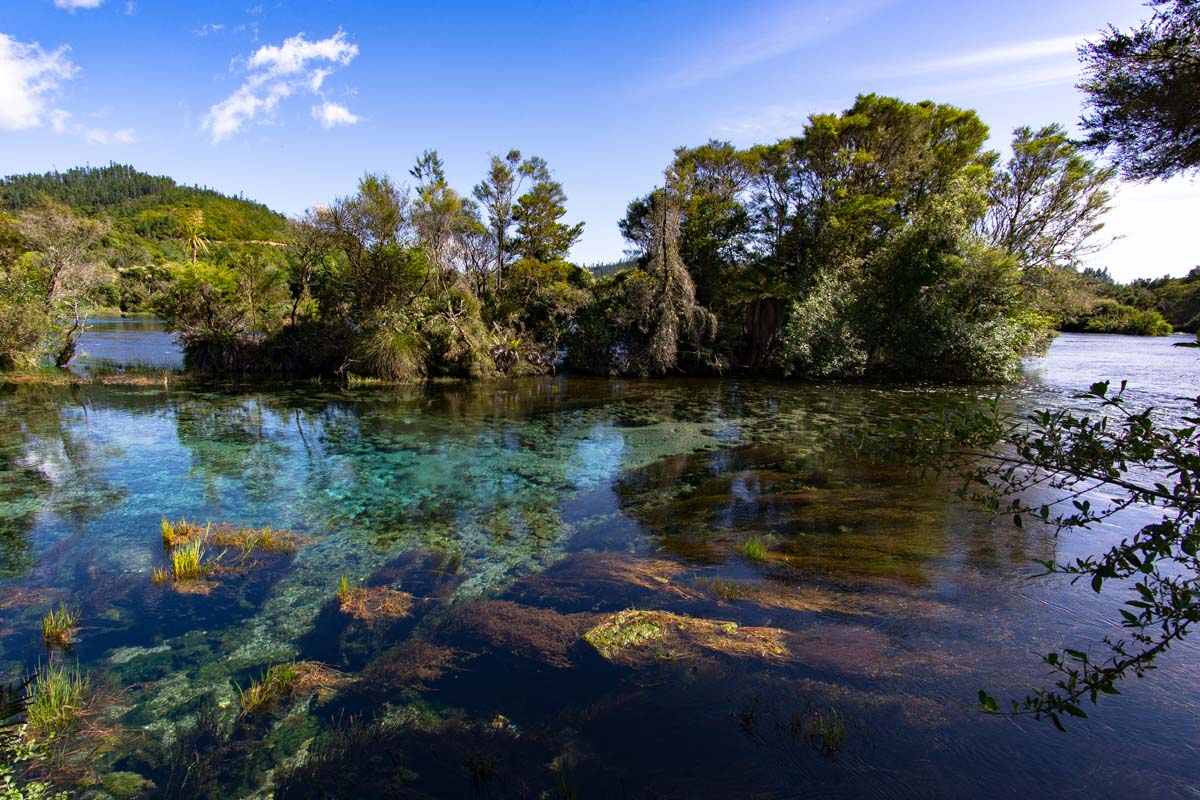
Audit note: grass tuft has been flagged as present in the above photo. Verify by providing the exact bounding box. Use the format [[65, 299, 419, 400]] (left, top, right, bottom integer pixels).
[[170, 538, 214, 581], [237, 662, 301, 719], [741, 536, 770, 562], [161, 518, 208, 549], [793, 705, 846, 754], [25, 662, 87, 738], [41, 603, 79, 650]]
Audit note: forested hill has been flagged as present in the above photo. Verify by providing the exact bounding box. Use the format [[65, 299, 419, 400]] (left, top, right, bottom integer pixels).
[[0, 163, 287, 243]]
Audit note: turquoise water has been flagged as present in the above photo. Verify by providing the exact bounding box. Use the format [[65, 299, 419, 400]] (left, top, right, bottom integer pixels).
[[0, 334, 1198, 797]]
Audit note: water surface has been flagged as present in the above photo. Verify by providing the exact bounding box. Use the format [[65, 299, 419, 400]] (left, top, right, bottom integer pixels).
[[0, 333, 1197, 798]]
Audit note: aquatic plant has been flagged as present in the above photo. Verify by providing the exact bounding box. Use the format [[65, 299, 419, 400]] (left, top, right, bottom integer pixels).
[[741, 536, 769, 562], [210, 524, 298, 553], [336, 584, 413, 622], [169, 538, 213, 581], [583, 610, 665, 659], [161, 518, 206, 549], [0, 726, 68, 800], [236, 661, 342, 721], [40, 604, 78, 650], [794, 705, 847, 754], [584, 610, 791, 666], [25, 663, 87, 739], [237, 661, 300, 719]]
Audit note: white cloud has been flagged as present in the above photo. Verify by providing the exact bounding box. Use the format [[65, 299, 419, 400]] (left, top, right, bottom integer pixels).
[[203, 30, 360, 142], [248, 30, 357, 77], [0, 33, 77, 130], [54, 0, 104, 10], [885, 34, 1087, 79], [194, 23, 226, 37], [312, 101, 359, 129]]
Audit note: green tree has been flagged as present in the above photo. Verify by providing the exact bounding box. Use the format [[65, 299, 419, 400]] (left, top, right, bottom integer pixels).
[[513, 161, 584, 262], [472, 150, 524, 295], [984, 124, 1115, 272], [1079, 0, 1200, 180]]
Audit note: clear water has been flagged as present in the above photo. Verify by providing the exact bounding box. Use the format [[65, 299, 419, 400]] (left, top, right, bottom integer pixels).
[[0, 333, 1197, 798]]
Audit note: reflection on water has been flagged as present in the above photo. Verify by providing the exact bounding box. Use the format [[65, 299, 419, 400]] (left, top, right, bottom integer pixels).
[[0, 335, 1196, 797], [74, 317, 183, 370]]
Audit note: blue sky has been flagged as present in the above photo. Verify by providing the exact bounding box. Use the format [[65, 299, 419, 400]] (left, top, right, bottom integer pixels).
[[1, 0, 1195, 280]]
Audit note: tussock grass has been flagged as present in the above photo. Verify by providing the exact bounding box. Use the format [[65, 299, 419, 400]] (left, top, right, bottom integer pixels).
[[238, 662, 301, 719], [41, 603, 79, 649], [741, 536, 770, 562], [236, 661, 342, 720], [26, 662, 87, 738], [162, 518, 208, 549]]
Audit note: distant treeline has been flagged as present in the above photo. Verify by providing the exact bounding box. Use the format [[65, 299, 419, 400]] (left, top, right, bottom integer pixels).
[[0, 96, 1182, 378]]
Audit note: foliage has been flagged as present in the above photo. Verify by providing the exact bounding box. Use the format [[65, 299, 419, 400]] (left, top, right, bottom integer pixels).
[[0, 727, 67, 800], [884, 381, 1200, 730], [1071, 300, 1173, 335], [1079, 0, 1200, 180], [983, 124, 1114, 271]]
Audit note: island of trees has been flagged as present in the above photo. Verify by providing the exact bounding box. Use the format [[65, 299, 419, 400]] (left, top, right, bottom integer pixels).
[[1, 0, 1197, 383]]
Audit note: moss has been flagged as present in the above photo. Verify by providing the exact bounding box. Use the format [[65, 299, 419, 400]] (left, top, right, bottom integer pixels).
[[583, 609, 795, 666], [582, 611, 665, 660], [100, 771, 156, 800]]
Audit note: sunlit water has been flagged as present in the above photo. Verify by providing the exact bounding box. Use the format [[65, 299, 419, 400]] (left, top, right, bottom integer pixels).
[[0, 333, 1197, 798]]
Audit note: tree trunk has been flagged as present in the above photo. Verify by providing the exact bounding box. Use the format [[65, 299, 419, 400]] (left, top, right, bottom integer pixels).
[[744, 297, 786, 369]]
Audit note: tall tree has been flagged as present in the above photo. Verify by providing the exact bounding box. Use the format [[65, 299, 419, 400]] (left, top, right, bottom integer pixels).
[[620, 189, 716, 375], [471, 150, 524, 294], [513, 161, 584, 263], [409, 149, 467, 276], [984, 124, 1115, 271], [17, 200, 109, 366], [1079, 0, 1200, 180]]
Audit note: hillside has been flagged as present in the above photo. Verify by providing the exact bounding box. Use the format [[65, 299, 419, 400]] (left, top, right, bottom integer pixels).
[[0, 163, 289, 267]]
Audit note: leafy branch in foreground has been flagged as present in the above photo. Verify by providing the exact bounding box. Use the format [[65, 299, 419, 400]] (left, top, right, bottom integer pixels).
[[872, 380, 1199, 730]]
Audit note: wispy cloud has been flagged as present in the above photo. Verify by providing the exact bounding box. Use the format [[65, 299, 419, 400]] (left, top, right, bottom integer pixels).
[[0, 33, 77, 131], [194, 23, 226, 37], [883, 34, 1087, 79], [50, 110, 136, 145], [717, 105, 810, 140], [54, 0, 104, 10], [312, 101, 359, 129], [203, 30, 360, 143], [648, 0, 895, 93]]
